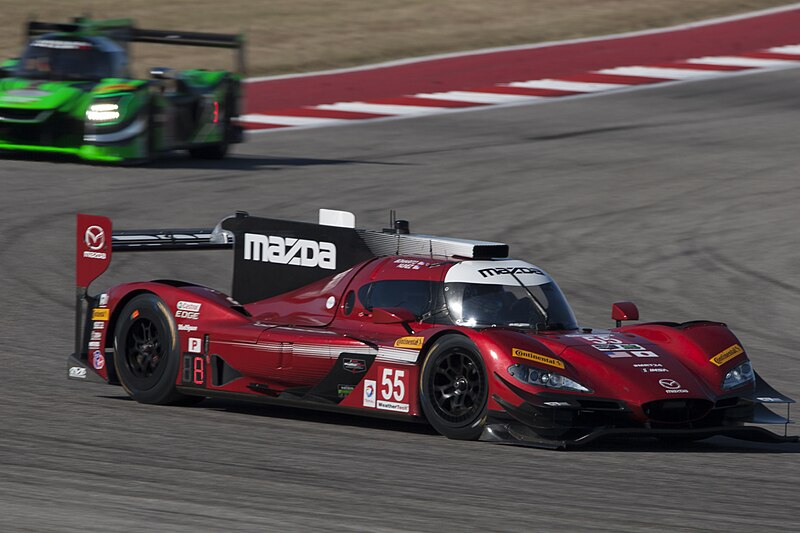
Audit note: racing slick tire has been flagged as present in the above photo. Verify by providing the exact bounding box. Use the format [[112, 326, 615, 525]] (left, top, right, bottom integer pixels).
[[420, 335, 488, 440], [113, 294, 192, 405]]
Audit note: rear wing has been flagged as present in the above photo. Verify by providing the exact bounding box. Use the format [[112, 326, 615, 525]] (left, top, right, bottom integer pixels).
[[27, 17, 246, 74]]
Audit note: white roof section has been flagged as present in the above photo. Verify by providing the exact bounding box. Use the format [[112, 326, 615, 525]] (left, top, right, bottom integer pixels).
[[445, 259, 553, 286]]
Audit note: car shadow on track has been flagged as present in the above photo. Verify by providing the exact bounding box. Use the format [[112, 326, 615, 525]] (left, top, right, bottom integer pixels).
[[0, 151, 409, 170], [101, 394, 439, 436], [100, 394, 799, 453], [149, 153, 411, 170]]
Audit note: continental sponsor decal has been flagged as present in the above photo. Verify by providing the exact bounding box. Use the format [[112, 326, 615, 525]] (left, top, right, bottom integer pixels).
[[91, 308, 110, 321], [394, 336, 424, 349], [710, 344, 744, 366], [512, 348, 565, 369]]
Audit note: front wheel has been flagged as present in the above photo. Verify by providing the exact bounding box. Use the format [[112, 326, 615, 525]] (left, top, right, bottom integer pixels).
[[113, 294, 188, 405], [419, 335, 488, 440]]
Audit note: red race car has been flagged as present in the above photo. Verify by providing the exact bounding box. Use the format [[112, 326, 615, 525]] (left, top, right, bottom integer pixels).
[[69, 210, 796, 448]]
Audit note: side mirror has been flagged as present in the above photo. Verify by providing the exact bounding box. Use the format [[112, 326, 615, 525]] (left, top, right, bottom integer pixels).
[[372, 307, 416, 324], [149, 67, 175, 80], [611, 301, 639, 327]]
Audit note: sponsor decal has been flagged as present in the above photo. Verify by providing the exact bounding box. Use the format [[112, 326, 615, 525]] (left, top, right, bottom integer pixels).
[[377, 400, 410, 413], [478, 266, 544, 278], [90, 331, 102, 341], [98, 294, 109, 307], [88, 341, 100, 349], [92, 308, 109, 321], [188, 337, 202, 354], [243, 233, 336, 270], [756, 397, 784, 403], [69, 367, 87, 379], [92, 350, 105, 370], [393, 258, 429, 270], [175, 301, 202, 320], [178, 323, 198, 332], [710, 344, 744, 367], [337, 384, 354, 398], [634, 363, 669, 373], [543, 401, 571, 407], [33, 39, 92, 49], [363, 379, 376, 407], [570, 334, 658, 358], [394, 336, 424, 350], [511, 348, 565, 369], [658, 378, 688, 394], [93, 321, 104, 330], [83, 225, 107, 260], [343, 358, 367, 373]]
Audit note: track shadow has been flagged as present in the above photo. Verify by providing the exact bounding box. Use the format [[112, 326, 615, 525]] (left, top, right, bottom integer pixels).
[[98, 394, 799, 452], [0, 150, 407, 170], [99, 394, 438, 436], [153, 153, 409, 170]]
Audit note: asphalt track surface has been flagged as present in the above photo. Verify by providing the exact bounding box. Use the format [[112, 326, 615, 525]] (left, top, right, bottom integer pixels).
[[2, 67, 799, 532]]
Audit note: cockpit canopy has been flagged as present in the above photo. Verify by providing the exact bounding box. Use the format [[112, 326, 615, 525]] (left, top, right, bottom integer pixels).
[[442, 260, 578, 330], [356, 259, 578, 331], [15, 35, 128, 81]]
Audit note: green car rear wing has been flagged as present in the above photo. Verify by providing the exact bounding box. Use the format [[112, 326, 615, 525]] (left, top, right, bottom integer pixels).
[[27, 17, 246, 74]]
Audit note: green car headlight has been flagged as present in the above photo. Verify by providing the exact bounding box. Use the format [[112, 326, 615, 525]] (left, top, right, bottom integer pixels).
[[508, 364, 591, 393], [86, 101, 120, 122]]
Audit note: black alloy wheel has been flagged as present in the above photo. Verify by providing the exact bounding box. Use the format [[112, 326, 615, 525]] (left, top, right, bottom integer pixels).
[[420, 335, 488, 440], [113, 293, 190, 405]]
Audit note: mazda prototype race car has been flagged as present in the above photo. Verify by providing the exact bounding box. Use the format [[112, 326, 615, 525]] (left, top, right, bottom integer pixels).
[[69, 210, 796, 449], [0, 17, 244, 163]]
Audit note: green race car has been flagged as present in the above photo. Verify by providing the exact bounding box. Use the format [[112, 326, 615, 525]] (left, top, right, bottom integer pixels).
[[0, 17, 244, 163]]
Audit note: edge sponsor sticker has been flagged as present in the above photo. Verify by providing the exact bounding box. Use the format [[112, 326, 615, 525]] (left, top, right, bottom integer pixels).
[[512, 348, 565, 369], [394, 336, 424, 349], [175, 301, 202, 320], [363, 379, 376, 408], [92, 308, 110, 321], [710, 344, 744, 366]]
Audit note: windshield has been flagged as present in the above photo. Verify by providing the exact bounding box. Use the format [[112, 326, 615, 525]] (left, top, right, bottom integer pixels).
[[16, 39, 115, 81], [444, 281, 577, 330]]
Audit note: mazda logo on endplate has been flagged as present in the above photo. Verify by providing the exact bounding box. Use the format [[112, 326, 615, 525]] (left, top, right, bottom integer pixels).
[[658, 379, 681, 389], [84, 225, 105, 251]]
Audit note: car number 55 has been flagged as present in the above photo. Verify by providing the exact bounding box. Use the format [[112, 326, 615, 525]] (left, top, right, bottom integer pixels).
[[380, 368, 406, 402]]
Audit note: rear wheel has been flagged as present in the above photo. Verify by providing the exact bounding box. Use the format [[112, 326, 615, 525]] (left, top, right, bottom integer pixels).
[[113, 294, 189, 405], [420, 335, 488, 440]]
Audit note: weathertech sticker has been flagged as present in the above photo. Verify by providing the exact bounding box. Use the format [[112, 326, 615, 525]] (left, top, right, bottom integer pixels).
[[710, 344, 744, 366], [91, 308, 110, 321], [394, 336, 424, 349], [512, 348, 565, 369]]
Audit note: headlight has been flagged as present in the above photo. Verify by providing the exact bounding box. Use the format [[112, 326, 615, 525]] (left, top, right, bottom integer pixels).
[[508, 364, 591, 393], [722, 360, 755, 390], [86, 102, 120, 122]]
